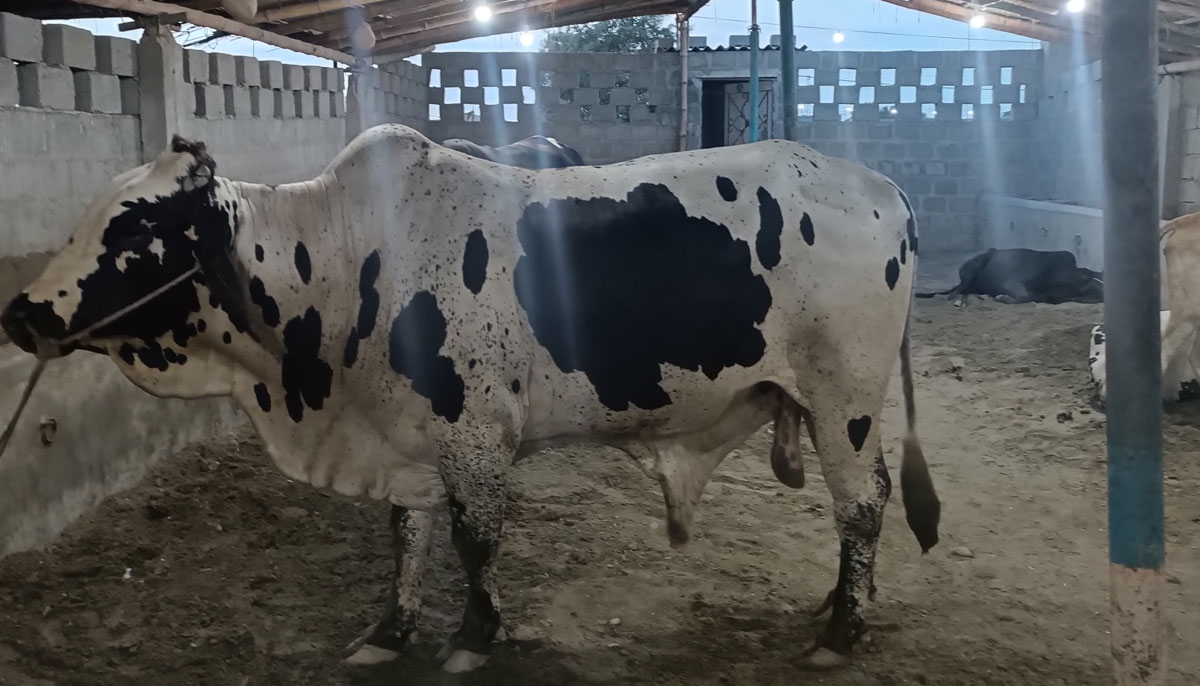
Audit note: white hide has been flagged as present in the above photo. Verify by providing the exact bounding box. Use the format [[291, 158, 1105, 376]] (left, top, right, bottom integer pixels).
[[1089, 310, 1200, 402]]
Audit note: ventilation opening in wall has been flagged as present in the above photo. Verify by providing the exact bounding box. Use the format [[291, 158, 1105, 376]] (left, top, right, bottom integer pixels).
[[798, 68, 815, 85], [879, 104, 897, 121], [839, 68, 856, 85], [1000, 66, 1013, 85], [981, 85, 994, 105], [579, 105, 592, 122], [962, 67, 975, 86], [859, 86, 875, 104], [961, 103, 975, 120], [920, 67, 937, 86], [444, 87, 461, 104], [429, 68, 441, 87], [539, 70, 553, 87], [1000, 103, 1013, 120], [464, 104, 481, 121], [942, 85, 955, 104], [839, 104, 854, 121], [599, 88, 611, 105], [880, 68, 896, 86], [504, 104, 518, 122], [579, 71, 591, 88], [559, 88, 574, 104], [464, 69, 479, 87], [921, 103, 937, 120], [428, 104, 441, 121], [615, 70, 631, 87], [635, 88, 649, 104], [502, 69, 517, 87], [617, 105, 630, 123], [522, 86, 536, 104], [819, 85, 834, 104], [484, 87, 499, 105], [798, 103, 814, 120], [1019, 84, 1027, 103], [900, 86, 916, 104]]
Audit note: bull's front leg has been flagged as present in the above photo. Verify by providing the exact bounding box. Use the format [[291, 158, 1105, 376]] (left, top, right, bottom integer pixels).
[[435, 446, 509, 673], [802, 410, 892, 671], [345, 505, 433, 665]]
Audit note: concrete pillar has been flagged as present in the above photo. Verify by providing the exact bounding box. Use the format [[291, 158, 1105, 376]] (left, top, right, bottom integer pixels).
[[137, 25, 185, 162]]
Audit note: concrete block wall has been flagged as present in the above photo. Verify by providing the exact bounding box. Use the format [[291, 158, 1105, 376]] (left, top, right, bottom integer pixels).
[[347, 59, 428, 140], [1029, 50, 1104, 208], [421, 52, 682, 164], [180, 50, 347, 184], [1175, 71, 1200, 216]]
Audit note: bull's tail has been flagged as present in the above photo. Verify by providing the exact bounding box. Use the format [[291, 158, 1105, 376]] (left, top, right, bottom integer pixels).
[[914, 285, 959, 299], [898, 318, 941, 553]]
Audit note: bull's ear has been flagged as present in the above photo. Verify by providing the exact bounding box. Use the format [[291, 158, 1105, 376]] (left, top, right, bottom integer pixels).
[[170, 134, 217, 193]]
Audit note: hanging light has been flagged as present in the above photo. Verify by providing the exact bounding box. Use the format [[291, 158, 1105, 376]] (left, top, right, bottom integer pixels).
[[969, 13, 987, 28], [832, 31, 845, 43], [1066, 0, 1086, 12], [350, 22, 376, 51], [519, 30, 534, 47], [474, 4, 493, 21]]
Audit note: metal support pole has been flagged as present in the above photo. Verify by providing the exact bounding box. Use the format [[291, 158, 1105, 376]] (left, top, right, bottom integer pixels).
[[1101, 0, 1166, 683], [677, 16, 689, 152], [749, 0, 760, 143], [779, 0, 796, 141]]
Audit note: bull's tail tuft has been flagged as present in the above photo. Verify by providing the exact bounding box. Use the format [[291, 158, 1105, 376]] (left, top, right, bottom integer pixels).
[[899, 322, 941, 553]]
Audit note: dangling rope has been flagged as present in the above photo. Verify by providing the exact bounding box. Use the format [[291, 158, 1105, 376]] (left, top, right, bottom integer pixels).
[[0, 264, 200, 461]]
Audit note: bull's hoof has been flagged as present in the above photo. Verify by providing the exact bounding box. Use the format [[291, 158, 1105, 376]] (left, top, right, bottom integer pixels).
[[798, 646, 851, 671], [442, 649, 490, 673], [344, 644, 401, 666]]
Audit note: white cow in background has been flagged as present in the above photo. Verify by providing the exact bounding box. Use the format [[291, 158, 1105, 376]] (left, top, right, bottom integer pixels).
[[1088, 311, 1200, 404]]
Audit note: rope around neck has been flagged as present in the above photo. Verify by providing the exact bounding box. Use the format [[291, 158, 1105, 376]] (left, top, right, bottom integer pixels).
[[0, 264, 200, 461]]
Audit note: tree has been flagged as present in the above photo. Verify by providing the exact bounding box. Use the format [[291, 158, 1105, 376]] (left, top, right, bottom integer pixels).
[[543, 16, 674, 54]]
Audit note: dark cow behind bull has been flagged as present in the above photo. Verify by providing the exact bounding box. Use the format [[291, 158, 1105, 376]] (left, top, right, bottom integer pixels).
[[917, 248, 1103, 306], [441, 134, 585, 169]]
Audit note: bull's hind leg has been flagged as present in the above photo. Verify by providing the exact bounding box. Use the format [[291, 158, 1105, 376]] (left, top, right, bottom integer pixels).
[[345, 506, 433, 665], [801, 407, 891, 670], [435, 454, 508, 673]]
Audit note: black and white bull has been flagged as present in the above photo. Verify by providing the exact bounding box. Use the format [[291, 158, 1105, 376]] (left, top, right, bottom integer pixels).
[[440, 134, 585, 169], [0, 125, 940, 672], [1089, 311, 1200, 405], [917, 248, 1104, 305]]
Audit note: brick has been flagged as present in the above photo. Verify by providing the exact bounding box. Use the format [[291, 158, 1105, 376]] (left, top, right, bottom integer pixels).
[[323, 67, 340, 91], [17, 63, 74, 110], [209, 52, 236, 85], [193, 83, 223, 118], [260, 61, 284, 89], [0, 58, 14, 106], [332, 91, 345, 117], [0, 11, 42, 63], [295, 90, 314, 118], [924, 162, 947, 176], [304, 65, 322, 90], [877, 160, 896, 177], [924, 196, 947, 213], [934, 179, 958, 195], [233, 56, 261, 87], [94, 36, 137, 77], [855, 141, 881, 159], [960, 177, 983, 196], [229, 85, 252, 117], [43, 24, 96, 71], [918, 126, 946, 141], [184, 49, 209, 83], [119, 76, 138, 114], [275, 89, 295, 118], [283, 64, 305, 90], [905, 177, 932, 194], [899, 161, 922, 177], [949, 196, 975, 213], [73, 71, 121, 113], [313, 90, 325, 118], [909, 142, 934, 160], [882, 142, 906, 159]]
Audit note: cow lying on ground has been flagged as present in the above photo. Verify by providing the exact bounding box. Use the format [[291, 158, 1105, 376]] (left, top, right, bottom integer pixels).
[[440, 134, 585, 169], [0, 125, 939, 673], [1088, 311, 1200, 405], [916, 248, 1103, 305]]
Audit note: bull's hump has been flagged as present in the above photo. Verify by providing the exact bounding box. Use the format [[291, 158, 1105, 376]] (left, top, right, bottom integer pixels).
[[513, 183, 772, 412]]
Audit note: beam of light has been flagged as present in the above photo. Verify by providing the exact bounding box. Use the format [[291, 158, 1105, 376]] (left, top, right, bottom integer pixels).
[[832, 31, 845, 43], [474, 4, 493, 22], [969, 13, 987, 29], [519, 30, 534, 47], [1066, 0, 1086, 13]]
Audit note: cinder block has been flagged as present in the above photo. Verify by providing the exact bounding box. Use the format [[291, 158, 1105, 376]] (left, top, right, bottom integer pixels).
[[73, 71, 121, 113], [0, 58, 15, 106], [209, 52, 236, 85], [283, 65, 305, 90], [295, 90, 314, 118], [260, 60, 284, 89], [17, 63, 74, 110], [94, 36, 137, 77], [184, 49, 209, 83], [193, 83, 223, 118], [923, 196, 947, 213], [304, 65, 322, 90], [934, 179, 958, 195], [313, 90, 325, 118], [882, 142, 906, 159], [43, 24, 96, 71], [234, 56, 260, 87], [0, 12, 42, 63], [249, 86, 269, 117], [119, 76, 138, 114], [332, 91, 344, 117], [275, 89, 295, 118], [229, 85, 251, 117]]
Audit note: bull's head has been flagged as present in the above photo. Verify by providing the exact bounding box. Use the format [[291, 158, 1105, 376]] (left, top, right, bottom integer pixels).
[[1, 135, 242, 360]]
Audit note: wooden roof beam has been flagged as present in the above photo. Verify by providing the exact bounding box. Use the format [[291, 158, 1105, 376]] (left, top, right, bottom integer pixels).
[[255, 0, 394, 23], [877, 0, 1075, 42], [282, 0, 453, 34], [322, 0, 555, 42]]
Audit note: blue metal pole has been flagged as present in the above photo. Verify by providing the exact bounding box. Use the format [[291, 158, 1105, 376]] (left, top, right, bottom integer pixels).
[[1101, 0, 1166, 682], [779, 0, 795, 141], [749, 0, 760, 143]]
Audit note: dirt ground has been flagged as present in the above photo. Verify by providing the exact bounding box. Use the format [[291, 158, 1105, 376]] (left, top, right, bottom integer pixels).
[[2, 255, 1199, 686]]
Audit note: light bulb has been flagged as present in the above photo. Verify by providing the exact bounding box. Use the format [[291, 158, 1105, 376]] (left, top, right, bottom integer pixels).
[[832, 31, 845, 44], [969, 13, 986, 28], [1066, 0, 1085, 12], [474, 4, 492, 22], [519, 31, 534, 47]]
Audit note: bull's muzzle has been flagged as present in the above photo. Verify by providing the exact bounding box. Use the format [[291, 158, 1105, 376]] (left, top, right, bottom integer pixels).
[[1, 294, 61, 355]]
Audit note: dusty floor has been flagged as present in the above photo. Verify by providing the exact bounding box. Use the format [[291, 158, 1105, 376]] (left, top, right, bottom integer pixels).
[[1, 255, 1199, 686]]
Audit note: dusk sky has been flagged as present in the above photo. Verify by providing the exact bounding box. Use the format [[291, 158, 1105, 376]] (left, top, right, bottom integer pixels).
[[61, 0, 1040, 68]]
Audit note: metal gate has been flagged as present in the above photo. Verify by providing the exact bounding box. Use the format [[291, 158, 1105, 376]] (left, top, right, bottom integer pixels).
[[724, 81, 773, 145]]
